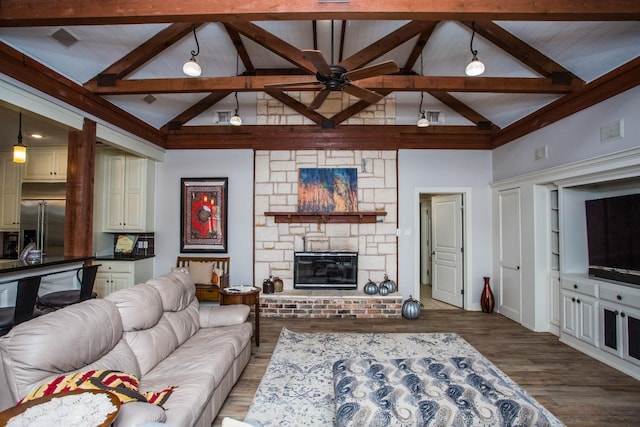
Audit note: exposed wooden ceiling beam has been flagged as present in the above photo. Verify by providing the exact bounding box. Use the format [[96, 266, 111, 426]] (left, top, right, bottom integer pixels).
[[329, 90, 393, 125], [428, 91, 499, 130], [85, 75, 580, 94], [2, 1, 639, 26], [161, 91, 233, 131], [224, 21, 316, 73], [91, 23, 198, 83], [464, 21, 585, 84], [493, 56, 640, 147], [224, 23, 255, 74], [263, 91, 327, 125], [165, 124, 493, 150], [0, 41, 166, 147], [403, 23, 439, 71], [340, 21, 437, 71]]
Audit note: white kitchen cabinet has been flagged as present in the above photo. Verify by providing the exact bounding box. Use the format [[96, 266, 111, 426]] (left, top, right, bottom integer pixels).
[[599, 286, 640, 368], [0, 153, 22, 231], [103, 152, 155, 232], [560, 278, 598, 347], [94, 258, 154, 298], [23, 147, 68, 181]]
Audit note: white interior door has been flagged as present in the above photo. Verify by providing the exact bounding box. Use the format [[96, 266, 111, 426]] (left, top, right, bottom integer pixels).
[[431, 194, 463, 307], [498, 188, 522, 322], [420, 202, 431, 285]]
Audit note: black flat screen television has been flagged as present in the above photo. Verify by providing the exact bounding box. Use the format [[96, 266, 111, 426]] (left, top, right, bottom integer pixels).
[[585, 193, 640, 285]]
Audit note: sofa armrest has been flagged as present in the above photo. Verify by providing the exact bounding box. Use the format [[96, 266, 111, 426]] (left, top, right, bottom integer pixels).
[[199, 305, 250, 328]]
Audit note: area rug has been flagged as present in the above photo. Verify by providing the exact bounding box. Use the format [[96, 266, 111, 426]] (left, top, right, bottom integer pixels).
[[244, 329, 564, 427]]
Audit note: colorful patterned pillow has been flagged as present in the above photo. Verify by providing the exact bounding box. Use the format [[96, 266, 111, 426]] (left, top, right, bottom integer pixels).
[[19, 370, 174, 408]]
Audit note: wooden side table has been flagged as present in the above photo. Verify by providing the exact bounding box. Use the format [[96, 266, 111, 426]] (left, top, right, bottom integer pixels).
[[219, 286, 261, 346]]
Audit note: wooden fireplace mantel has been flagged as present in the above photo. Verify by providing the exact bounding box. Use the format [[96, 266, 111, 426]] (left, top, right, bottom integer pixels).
[[264, 211, 387, 224]]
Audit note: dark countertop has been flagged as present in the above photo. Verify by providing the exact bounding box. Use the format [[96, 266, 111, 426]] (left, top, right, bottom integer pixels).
[[95, 254, 155, 261], [0, 256, 94, 274]]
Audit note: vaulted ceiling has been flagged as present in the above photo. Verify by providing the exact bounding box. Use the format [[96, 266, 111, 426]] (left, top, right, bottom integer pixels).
[[1, 1, 639, 151]]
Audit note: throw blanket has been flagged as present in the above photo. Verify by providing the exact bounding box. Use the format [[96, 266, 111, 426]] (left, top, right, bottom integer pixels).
[[333, 357, 555, 427]]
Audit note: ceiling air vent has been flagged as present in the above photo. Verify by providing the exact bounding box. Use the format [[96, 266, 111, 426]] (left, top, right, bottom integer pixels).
[[213, 111, 232, 125], [143, 95, 157, 105], [51, 28, 79, 47]]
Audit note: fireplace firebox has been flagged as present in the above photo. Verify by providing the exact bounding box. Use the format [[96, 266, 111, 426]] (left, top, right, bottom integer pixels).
[[294, 252, 358, 289]]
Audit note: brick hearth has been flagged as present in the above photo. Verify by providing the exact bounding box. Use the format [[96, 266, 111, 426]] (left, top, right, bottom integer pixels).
[[259, 291, 402, 318]]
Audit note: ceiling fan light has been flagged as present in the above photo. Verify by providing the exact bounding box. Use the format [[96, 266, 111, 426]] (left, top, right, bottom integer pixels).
[[229, 114, 242, 126], [183, 58, 201, 77], [465, 57, 485, 77], [417, 112, 429, 128]]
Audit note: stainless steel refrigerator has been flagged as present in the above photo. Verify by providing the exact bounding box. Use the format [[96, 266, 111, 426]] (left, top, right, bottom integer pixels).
[[20, 182, 66, 257]]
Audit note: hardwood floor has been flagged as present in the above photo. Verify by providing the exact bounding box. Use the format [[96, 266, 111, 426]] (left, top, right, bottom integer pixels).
[[214, 311, 640, 426]]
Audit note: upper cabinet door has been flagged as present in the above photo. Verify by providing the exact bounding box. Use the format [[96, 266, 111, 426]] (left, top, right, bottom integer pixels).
[[23, 147, 67, 181], [0, 153, 22, 231]]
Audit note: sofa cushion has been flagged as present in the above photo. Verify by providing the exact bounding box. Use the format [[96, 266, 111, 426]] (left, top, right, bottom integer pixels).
[[200, 305, 250, 328], [146, 271, 200, 345], [106, 283, 180, 376], [0, 299, 138, 402], [106, 283, 164, 331]]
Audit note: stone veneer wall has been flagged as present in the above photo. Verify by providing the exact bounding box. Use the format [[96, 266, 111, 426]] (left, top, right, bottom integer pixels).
[[254, 91, 399, 318], [254, 150, 398, 292]]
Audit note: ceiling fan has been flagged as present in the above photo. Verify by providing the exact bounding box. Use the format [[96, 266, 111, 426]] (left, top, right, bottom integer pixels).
[[266, 22, 399, 109]]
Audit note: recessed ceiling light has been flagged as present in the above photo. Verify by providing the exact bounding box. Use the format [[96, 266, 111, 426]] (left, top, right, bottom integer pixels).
[[29, 133, 44, 139]]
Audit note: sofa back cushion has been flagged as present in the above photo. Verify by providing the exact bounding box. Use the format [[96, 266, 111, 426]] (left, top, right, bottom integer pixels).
[[145, 271, 200, 345], [106, 282, 180, 376], [0, 299, 138, 403]]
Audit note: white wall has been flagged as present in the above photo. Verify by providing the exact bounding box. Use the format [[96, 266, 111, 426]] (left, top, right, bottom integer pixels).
[[493, 85, 640, 181], [398, 150, 493, 309], [154, 150, 255, 284]]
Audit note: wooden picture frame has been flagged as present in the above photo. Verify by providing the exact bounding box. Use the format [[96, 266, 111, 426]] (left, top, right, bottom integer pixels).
[[180, 177, 228, 253]]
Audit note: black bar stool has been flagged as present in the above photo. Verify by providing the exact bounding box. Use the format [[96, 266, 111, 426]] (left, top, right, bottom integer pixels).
[[37, 264, 100, 310], [0, 276, 43, 336]]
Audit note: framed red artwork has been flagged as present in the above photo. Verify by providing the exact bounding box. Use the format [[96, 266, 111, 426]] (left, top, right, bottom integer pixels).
[[180, 177, 228, 253]]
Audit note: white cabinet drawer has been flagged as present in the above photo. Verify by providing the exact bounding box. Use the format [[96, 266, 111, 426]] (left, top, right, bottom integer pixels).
[[562, 279, 598, 298], [600, 286, 640, 308], [97, 261, 135, 274]]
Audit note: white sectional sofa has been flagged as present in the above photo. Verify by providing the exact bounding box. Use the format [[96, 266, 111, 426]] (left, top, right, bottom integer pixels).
[[0, 271, 253, 426]]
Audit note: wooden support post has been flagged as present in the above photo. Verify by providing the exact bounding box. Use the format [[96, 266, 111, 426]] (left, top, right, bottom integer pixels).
[[64, 118, 96, 258]]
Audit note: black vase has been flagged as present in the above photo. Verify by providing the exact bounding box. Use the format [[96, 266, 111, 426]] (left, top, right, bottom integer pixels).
[[481, 277, 494, 314]]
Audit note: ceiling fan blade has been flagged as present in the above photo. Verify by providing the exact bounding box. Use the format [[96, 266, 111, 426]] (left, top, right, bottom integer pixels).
[[309, 89, 331, 110], [302, 50, 332, 75], [264, 81, 323, 88], [343, 84, 384, 105], [343, 60, 399, 81]]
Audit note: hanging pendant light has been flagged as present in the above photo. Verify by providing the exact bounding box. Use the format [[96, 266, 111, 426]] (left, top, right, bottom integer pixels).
[[416, 51, 429, 128], [230, 92, 242, 126], [465, 22, 485, 77], [13, 112, 27, 163], [229, 54, 242, 126], [183, 24, 202, 77]]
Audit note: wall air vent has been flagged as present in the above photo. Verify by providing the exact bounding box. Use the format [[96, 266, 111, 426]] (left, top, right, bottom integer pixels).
[[213, 111, 232, 125], [426, 111, 444, 125], [51, 28, 79, 47]]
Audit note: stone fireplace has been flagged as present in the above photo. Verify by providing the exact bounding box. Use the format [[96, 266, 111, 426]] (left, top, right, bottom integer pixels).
[[253, 93, 400, 318], [254, 149, 398, 292]]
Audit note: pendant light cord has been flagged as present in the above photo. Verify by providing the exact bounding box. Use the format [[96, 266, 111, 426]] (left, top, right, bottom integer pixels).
[[419, 51, 425, 114], [17, 112, 23, 144], [190, 24, 200, 59], [469, 22, 478, 58]]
